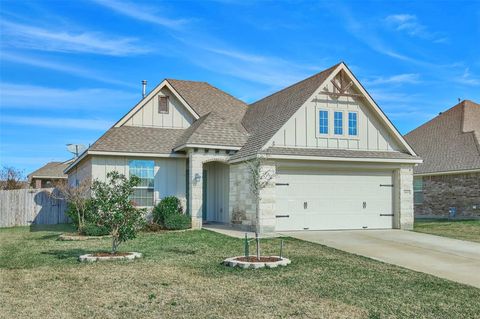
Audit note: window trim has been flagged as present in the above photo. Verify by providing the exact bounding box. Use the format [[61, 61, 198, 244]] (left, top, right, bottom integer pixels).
[[315, 106, 360, 140], [334, 111, 344, 135], [348, 111, 358, 136], [158, 95, 169, 114], [318, 110, 329, 135], [129, 159, 155, 207], [413, 177, 423, 205]]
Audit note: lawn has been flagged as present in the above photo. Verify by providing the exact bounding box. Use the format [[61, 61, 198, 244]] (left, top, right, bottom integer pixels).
[[414, 219, 480, 243], [1, 225, 479, 319]]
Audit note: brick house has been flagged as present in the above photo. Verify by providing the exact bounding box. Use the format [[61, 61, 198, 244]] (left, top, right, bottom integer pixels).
[[28, 160, 72, 188], [405, 100, 480, 218]]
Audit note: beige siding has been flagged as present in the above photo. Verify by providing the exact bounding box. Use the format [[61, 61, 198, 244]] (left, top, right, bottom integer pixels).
[[91, 156, 186, 204], [124, 87, 194, 128], [68, 157, 92, 185], [269, 78, 403, 152]]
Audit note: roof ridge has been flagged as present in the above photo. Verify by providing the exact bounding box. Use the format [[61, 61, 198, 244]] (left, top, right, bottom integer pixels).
[[249, 62, 341, 107], [405, 100, 466, 136]]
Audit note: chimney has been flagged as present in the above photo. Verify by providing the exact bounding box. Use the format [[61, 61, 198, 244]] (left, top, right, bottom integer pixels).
[[142, 80, 147, 98]]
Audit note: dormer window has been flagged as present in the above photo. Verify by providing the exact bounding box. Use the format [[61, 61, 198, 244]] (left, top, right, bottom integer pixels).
[[158, 96, 169, 114]]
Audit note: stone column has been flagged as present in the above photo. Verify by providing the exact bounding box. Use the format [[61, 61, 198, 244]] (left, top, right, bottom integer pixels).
[[257, 161, 276, 234], [188, 151, 203, 229], [394, 164, 414, 230]]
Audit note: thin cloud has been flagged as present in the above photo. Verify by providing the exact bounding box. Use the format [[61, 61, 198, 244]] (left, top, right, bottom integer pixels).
[[385, 14, 448, 42], [0, 20, 149, 56], [0, 83, 138, 110], [455, 68, 480, 86], [1, 52, 137, 88], [365, 73, 420, 85], [92, 0, 190, 29], [0, 115, 112, 130]]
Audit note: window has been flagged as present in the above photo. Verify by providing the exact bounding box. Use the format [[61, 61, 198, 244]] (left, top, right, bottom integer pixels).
[[158, 96, 169, 114], [348, 112, 358, 136], [413, 177, 423, 205], [129, 160, 154, 206], [334, 111, 343, 135], [319, 110, 329, 134]]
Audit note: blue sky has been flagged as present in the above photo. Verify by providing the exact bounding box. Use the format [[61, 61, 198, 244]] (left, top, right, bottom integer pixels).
[[1, 0, 479, 175]]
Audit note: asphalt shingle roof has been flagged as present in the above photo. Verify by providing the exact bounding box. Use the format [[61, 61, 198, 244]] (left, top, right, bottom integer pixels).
[[174, 112, 248, 149], [231, 63, 340, 160], [29, 161, 71, 179], [263, 147, 418, 160], [90, 126, 186, 154], [404, 100, 480, 174]]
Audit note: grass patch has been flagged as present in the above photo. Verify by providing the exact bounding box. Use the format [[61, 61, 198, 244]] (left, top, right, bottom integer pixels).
[[1, 225, 479, 318], [414, 219, 480, 243]]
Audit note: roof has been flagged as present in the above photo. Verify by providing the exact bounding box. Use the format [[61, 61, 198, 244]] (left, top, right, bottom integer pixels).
[[166, 79, 248, 120], [173, 111, 249, 150], [263, 147, 419, 160], [404, 100, 480, 174], [231, 63, 340, 160], [90, 126, 186, 154], [28, 161, 72, 179]]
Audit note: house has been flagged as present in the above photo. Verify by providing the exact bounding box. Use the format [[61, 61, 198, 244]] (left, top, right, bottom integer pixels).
[[28, 160, 73, 188], [65, 62, 421, 233], [405, 100, 480, 218]]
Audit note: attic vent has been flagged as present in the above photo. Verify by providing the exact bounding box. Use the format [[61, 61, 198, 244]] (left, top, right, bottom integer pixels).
[[158, 96, 169, 114]]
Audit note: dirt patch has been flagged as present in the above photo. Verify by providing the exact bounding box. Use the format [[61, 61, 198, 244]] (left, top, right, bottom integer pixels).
[[58, 233, 111, 241], [235, 256, 282, 263]]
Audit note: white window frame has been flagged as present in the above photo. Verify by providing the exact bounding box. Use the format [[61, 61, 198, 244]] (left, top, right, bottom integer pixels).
[[348, 111, 358, 136], [318, 109, 329, 135], [315, 105, 360, 140], [333, 111, 344, 135], [158, 95, 169, 114], [129, 159, 155, 207], [413, 177, 423, 205]]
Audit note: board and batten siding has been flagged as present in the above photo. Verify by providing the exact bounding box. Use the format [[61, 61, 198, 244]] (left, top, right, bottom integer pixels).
[[268, 80, 402, 152], [91, 156, 186, 204], [123, 87, 194, 128]]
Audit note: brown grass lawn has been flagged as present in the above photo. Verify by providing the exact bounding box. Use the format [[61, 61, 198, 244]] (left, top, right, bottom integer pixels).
[[1, 225, 479, 319], [414, 219, 480, 243]]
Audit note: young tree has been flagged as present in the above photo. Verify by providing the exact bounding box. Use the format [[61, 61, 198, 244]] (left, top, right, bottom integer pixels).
[[52, 179, 91, 232], [0, 166, 25, 190], [91, 171, 145, 254], [246, 157, 275, 259]]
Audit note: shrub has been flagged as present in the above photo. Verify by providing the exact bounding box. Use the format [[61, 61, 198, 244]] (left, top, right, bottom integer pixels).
[[91, 171, 146, 253], [142, 222, 164, 232], [152, 196, 182, 225], [164, 213, 191, 230], [65, 199, 98, 233], [83, 223, 110, 236]]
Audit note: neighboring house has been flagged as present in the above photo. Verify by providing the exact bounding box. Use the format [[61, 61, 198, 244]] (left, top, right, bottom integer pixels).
[[65, 62, 421, 233], [405, 100, 480, 218], [29, 160, 72, 188]]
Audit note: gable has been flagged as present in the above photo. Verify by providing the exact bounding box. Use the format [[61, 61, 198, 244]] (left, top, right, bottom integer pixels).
[[264, 64, 415, 155], [121, 86, 195, 129]]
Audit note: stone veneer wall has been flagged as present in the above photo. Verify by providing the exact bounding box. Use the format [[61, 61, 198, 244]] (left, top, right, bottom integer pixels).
[[393, 164, 415, 230], [229, 161, 277, 233], [415, 172, 480, 218]]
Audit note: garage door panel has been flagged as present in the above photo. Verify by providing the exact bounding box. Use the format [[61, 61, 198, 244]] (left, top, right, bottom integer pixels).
[[275, 169, 393, 231]]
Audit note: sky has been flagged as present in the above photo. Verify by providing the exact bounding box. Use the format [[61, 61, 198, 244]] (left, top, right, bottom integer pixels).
[[1, 0, 479, 175]]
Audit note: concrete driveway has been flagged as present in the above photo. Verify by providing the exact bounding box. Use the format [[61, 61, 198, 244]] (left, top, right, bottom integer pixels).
[[286, 230, 480, 288]]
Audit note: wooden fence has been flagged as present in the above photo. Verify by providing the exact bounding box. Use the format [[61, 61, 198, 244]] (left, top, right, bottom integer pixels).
[[0, 188, 68, 227]]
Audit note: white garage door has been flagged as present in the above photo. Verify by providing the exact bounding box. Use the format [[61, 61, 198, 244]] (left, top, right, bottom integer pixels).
[[275, 168, 393, 231]]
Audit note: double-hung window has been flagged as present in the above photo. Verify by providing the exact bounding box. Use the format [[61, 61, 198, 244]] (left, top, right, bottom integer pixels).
[[319, 110, 329, 134], [129, 160, 154, 207], [413, 177, 423, 205], [348, 112, 358, 136], [334, 111, 343, 135]]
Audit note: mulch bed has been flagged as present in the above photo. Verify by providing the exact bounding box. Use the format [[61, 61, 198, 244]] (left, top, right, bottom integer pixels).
[[91, 252, 132, 257], [234, 256, 282, 263]]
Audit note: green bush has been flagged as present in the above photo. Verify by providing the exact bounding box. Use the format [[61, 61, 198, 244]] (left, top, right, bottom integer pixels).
[[152, 196, 183, 225], [83, 223, 110, 236], [152, 196, 190, 230], [65, 199, 97, 232], [164, 213, 191, 230]]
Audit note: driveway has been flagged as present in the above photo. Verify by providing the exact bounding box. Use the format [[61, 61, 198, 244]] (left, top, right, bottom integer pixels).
[[286, 230, 480, 288]]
